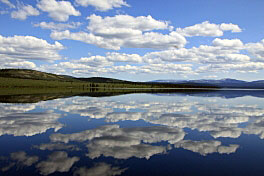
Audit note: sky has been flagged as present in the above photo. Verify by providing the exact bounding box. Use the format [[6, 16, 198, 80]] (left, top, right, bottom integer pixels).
[[0, 0, 264, 81]]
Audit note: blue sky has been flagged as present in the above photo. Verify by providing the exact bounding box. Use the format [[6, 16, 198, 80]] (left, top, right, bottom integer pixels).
[[0, 0, 264, 81]]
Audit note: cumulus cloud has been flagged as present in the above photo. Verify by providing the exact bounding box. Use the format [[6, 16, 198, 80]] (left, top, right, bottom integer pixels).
[[52, 96, 264, 140], [34, 21, 82, 31], [41, 37, 264, 76], [37, 0, 81, 22], [0, 104, 36, 117], [10, 151, 39, 167], [1, 61, 36, 69], [74, 163, 126, 176], [75, 0, 129, 11], [1, 151, 39, 172], [51, 14, 186, 50], [176, 21, 242, 37], [197, 62, 264, 73], [143, 38, 249, 64], [46, 54, 193, 75], [50, 30, 121, 50], [78, 55, 113, 67], [0, 111, 63, 136], [245, 39, 264, 61], [36, 151, 79, 175], [58, 104, 113, 118], [69, 63, 193, 76], [0, 35, 64, 62], [11, 4, 39, 20], [34, 143, 79, 151], [106, 52, 143, 63], [212, 38, 244, 48], [243, 116, 264, 139], [0, 0, 15, 8], [87, 14, 171, 33], [51, 125, 185, 159], [220, 23, 242, 33], [174, 140, 239, 156], [49, 17, 244, 52], [87, 143, 167, 160], [51, 30, 186, 50]]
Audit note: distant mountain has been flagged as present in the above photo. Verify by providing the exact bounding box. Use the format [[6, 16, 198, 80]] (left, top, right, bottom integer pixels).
[[154, 90, 264, 99], [150, 78, 264, 89]]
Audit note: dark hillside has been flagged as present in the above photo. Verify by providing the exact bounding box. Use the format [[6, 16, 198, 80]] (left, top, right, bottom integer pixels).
[[0, 69, 77, 82], [76, 77, 131, 83]]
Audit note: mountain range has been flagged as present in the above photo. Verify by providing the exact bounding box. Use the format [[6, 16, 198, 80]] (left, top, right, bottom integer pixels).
[[150, 78, 264, 89]]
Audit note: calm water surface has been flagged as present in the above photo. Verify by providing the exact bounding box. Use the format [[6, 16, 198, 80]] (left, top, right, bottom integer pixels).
[[0, 91, 264, 176]]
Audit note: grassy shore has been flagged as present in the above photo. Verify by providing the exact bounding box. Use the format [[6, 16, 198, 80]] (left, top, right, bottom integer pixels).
[[0, 76, 218, 90], [0, 69, 218, 103]]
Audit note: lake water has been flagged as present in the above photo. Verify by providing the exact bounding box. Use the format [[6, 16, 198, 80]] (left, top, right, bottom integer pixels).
[[1, 90, 264, 176]]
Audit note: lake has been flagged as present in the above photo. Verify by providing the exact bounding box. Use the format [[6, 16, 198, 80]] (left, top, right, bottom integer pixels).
[[1, 90, 264, 176]]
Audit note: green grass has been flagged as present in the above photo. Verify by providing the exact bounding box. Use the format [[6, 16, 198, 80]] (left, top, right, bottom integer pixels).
[[0, 69, 219, 90]]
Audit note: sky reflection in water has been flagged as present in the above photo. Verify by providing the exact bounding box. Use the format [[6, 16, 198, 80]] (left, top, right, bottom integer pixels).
[[1, 92, 264, 175]]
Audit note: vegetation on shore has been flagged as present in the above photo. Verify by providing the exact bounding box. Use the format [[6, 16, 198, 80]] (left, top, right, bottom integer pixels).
[[0, 69, 218, 90]]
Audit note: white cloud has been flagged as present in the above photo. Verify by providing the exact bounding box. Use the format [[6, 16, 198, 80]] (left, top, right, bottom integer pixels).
[[198, 62, 264, 73], [0, 111, 63, 136], [245, 39, 264, 61], [244, 117, 264, 139], [10, 151, 39, 167], [124, 31, 186, 49], [37, 0, 81, 22], [87, 14, 171, 33], [51, 125, 185, 159], [106, 52, 143, 63], [35, 143, 79, 151], [51, 97, 264, 140], [1, 61, 36, 69], [50, 30, 122, 50], [220, 23, 242, 33], [0, 35, 64, 62], [74, 163, 127, 176], [36, 151, 79, 175], [75, 0, 129, 11], [0, 0, 15, 8], [50, 14, 185, 50], [212, 38, 244, 48], [143, 48, 197, 63], [38, 38, 264, 79], [0, 104, 36, 117], [34, 21, 82, 31], [174, 140, 239, 156], [87, 143, 167, 160], [66, 63, 193, 76], [142, 38, 249, 64], [51, 30, 186, 50], [11, 4, 39, 20], [1, 151, 39, 172], [176, 21, 242, 37], [78, 55, 113, 67]]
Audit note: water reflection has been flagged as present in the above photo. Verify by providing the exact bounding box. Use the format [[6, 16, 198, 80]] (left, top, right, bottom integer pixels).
[[0, 111, 63, 136], [73, 163, 127, 176], [0, 91, 264, 175]]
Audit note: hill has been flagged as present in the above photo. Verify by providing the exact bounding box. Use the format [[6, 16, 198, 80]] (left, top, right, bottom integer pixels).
[[76, 77, 131, 83], [0, 69, 219, 89], [0, 69, 77, 82]]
